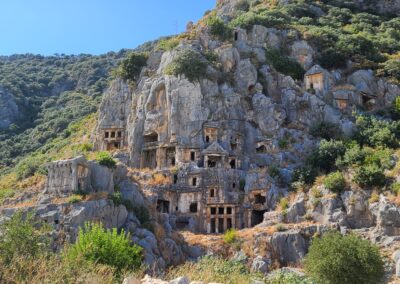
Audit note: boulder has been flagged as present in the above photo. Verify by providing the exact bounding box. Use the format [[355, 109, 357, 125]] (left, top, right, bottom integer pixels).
[[270, 230, 307, 265], [290, 40, 315, 70]]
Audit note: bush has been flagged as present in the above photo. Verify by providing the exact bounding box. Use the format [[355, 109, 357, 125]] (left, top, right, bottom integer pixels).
[[67, 222, 142, 272], [279, 197, 289, 211], [318, 48, 347, 69], [292, 166, 316, 185], [310, 140, 346, 172], [324, 172, 346, 193], [114, 52, 148, 82], [166, 256, 256, 283], [156, 37, 180, 51], [269, 165, 281, 179], [223, 228, 237, 244], [68, 194, 83, 204], [266, 49, 305, 80], [353, 164, 386, 187], [269, 271, 314, 284], [309, 121, 342, 140], [304, 231, 384, 284], [15, 155, 46, 180], [165, 50, 208, 83], [205, 13, 232, 41], [275, 223, 287, 232], [96, 151, 116, 169], [109, 191, 134, 211], [354, 115, 399, 148], [336, 143, 366, 168], [0, 211, 49, 265], [392, 182, 400, 195]]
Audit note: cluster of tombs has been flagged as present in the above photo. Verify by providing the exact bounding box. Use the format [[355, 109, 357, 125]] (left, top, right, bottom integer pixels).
[[138, 122, 275, 233], [304, 65, 379, 111]]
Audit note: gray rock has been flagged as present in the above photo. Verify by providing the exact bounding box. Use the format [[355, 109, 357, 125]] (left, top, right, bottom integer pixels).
[[270, 230, 307, 265]]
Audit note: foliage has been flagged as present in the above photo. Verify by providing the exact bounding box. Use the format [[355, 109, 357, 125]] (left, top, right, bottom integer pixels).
[[14, 155, 47, 180], [353, 164, 386, 187], [317, 48, 347, 69], [156, 37, 180, 51], [292, 166, 316, 185], [392, 182, 400, 196], [266, 49, 305, 80], [68, 194, 83, 204], [324, 172, 346, 193], [0, 52, 125, 168], [269, 271, 315, 284], [309, 122, 342, 140], [369, 191, 380, 203], [67, 222, 142, 272], [275, 223, 287, 232], [205, 13, 232, 41], [279, 197, 289, 211], [0, 211, 49, 265], [336, 143, 366, 168], [223, 228, 237, 244], [310, 140, 346, 172], [108, 191, 134, 211], [354, 114, 399, 148], [304, 231, 384, 284], [96, 151, 117, 169], [132, 205, 152, 228], [269, 165, 281, 179], [166, 256, 262, 283], [113, 52, 148, 82], [165, 50, 208, 83]]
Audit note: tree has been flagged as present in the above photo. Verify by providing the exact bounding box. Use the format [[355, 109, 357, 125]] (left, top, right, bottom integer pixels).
[[114, 52, 148, 82], [304, 231, 384, 284], [0, 211, 49, 264]]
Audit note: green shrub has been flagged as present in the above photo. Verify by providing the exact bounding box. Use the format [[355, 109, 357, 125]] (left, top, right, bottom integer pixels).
[[279, 197, 289, 210], [166, 256, 256, 283], [96, 151, 116, 169], [380, 57, 400, 83], [309, 121, 342, 140], [392, 182, 400, 195], [275, 223, 287, 232], [292, 166, 316, 185], [317, 48, 347, 69], [336, 143, 366, 168], [353, 164, 386, 187], [132, 205, 151, 227], [67, 222, 142, 272], [269, 271, 314, 284], [68, 194, 83, 204], [266, 49, 305, 80], [109, 191, 134, 211], [278, 138, 289, 149], [269, 165, 281, 179], [114, 52, 148, 82], [156, 37, 180, 51], [205, 13, 232, 41], [324, 172, 346, 193], [354, 115, 399, 148], [0, 188, 14, 204], [165, 50, 208, 83], [304, 231, 384, 284], [0, 211, 49, 265], [223, 228, 237, 244], [15, 155, 46, 180], [239, 179, 246, 191], [310, 140, 346, 172]]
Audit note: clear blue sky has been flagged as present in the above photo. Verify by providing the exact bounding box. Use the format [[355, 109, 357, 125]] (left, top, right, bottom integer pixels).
[[0, 0, 216, 55]]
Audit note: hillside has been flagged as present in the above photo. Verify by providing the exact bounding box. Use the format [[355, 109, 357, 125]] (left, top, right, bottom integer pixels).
[[1, 0, 400, 283]]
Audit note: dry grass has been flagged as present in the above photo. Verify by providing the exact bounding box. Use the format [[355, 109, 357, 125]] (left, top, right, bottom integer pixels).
[[148, 173, 171, 186]]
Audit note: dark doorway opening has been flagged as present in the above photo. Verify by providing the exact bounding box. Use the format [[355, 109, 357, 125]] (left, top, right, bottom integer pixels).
[[251, 210, 267, 226], [156, 199, 170, 213]]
